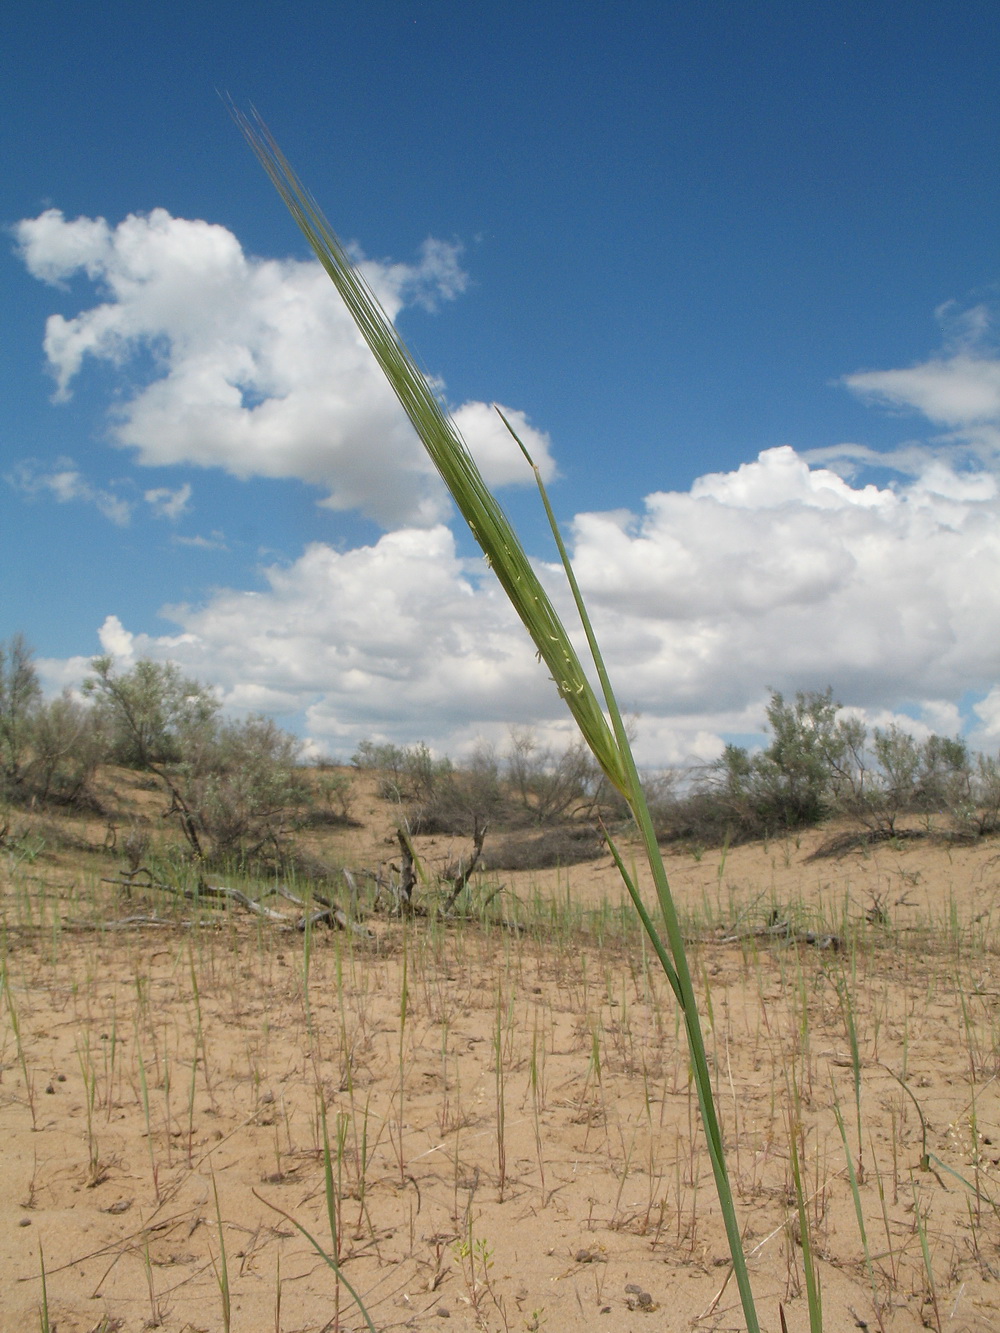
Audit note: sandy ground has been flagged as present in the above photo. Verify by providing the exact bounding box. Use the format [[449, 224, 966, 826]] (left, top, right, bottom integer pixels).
[[3, 776, 1000, 1332]]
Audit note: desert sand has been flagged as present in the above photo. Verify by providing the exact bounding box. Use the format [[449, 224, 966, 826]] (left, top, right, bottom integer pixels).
[[2, 772, 1000, 1332]]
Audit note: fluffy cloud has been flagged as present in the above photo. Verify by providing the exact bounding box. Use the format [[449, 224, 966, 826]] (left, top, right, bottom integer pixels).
[[19, 214, 1000, 762], [15, 209, 555, 527], [845, 354, 1000, 440], [42, 527, 555, 751], [37, 446, 1000, 764], [564, 447, 1000, 739], [6, 460, 196, 526]]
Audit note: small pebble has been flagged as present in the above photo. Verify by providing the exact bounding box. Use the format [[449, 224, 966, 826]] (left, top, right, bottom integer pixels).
[[435, 1307, 450, 1318], [18, 1217, 31, 1227]]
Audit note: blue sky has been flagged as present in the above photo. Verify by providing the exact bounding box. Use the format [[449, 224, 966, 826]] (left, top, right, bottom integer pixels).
[[5, 2, 1000, 763]]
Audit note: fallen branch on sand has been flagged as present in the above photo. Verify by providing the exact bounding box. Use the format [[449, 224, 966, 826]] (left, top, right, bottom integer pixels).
[[717, 918, 842, 950], [97, 868, 371, 934]]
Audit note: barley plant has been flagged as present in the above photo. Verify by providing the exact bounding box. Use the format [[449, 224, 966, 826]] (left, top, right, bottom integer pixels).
[[237, 109, 764, 1333]]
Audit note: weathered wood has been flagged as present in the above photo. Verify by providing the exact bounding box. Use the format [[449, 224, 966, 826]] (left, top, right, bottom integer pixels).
[[271, 883, 372, 936], [441, 818, 488, 913], [718, 919, 842, 950]]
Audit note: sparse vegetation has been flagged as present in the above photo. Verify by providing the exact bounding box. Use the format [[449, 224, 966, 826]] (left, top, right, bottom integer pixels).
[[0, 634, 107, 809], [8, 635, 999, 885], [4, 771, 1000, 1331], [657, 688, 996, 851], [0, 642, 326, 875]]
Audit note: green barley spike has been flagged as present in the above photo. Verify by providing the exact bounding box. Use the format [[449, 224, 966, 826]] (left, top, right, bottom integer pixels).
[[233, 107, 628, 799], [237, 106, 761, 1333]]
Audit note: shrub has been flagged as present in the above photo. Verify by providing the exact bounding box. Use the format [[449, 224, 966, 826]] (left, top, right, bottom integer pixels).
[[505, 727, 599, 823], [179, 714, 313, 865], [952, 753, 1000, 836], [0, 634, 42, 800], [661, 690, 852, 845], [354, 729, 605, 836], [0, 637, 106, 809], [86, 657, 219, 769], [25, 692, 108, 807], [405, 743, 508, 835], [830, 725, 971, 836], [86, 657, 313, 867], [352, 739, 453, 803], [309, 767, 357, 825]]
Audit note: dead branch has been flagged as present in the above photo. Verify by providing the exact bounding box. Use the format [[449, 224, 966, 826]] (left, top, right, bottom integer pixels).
[[270, 883, 373, 937], [101, 874, 287, 921], [440, 817, 488, 913], [63, 915, 178, 931], [718, 919, 842, 950], [396, 827, 418, 907]]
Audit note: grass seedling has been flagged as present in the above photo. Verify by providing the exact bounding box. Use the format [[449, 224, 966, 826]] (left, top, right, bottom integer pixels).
[[301, 905, 315, 1046], [787, 1083, 822, 1333], [394, 915, 410, 1185], [833, 971, 865, 1182], [832, 1094, 884, 1332], [254, 1185, 378, 1333], [142, 1235, 164, 1328], [38, 1242, 50, 1333], [494, 985, 507, 1201], [529, 1020, 548, 1205], [318, 1090, 348, 1324], [913, 1183, 942, 1333], [158, 1019, 174, 1167], [210, 1172, 232, 1333], [134, 1029, 160, 1201], [188, 942, 215, 1108], [3, 964, 37, 1130], [75, 1035, 101, 1183], [274, 1251, 282, 1333], [185, 1039, 198, 1168]]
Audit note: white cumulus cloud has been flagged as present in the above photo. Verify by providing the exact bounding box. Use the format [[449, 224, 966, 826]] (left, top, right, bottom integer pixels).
[[570, 446, 1000, 717], [35, 445, 1000, 765], [15, 208, 556, 526], [19, 221, 1000, 763]]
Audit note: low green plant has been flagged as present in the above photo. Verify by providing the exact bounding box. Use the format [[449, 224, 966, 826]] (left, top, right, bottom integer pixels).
[[209, 1173, 232, 1333], [37, 1242, 50, 1333], [2, 965, 37, 1130]]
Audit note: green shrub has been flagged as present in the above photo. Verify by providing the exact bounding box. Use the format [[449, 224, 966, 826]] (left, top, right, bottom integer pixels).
[[0, 634, 42, 800], [86, 657, 314, 867], [653, 691, 981, 848]]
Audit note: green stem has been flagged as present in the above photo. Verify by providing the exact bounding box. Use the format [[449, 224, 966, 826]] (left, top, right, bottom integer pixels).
[[505, 412, 760, 1333]]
